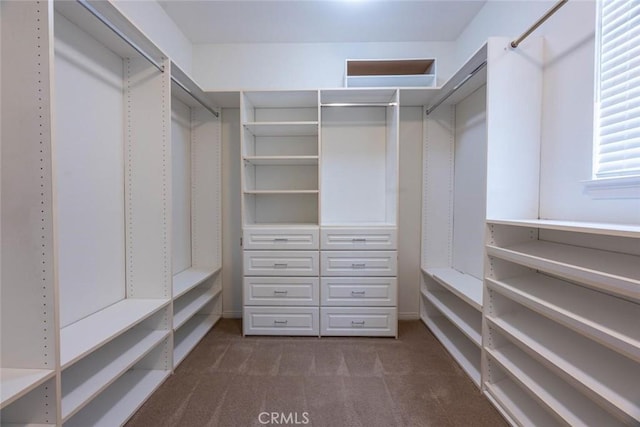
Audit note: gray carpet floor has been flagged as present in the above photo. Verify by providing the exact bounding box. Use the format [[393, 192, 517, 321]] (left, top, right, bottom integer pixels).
[[126, 319, 507, 427]]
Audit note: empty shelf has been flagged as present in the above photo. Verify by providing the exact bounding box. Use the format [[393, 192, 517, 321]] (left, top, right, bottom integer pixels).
[[484, 377, 561, 427], [60, 298, 170, 369], [487, 344, 626, 427], [173, 267, 220, 299], [486, 274, 640, 362], [63, 369, 170, 427], [1, 368, 56, 409], [421, 304, 481, 387], [487, 312, 640, 425], [424, 267, 483, 310], [422, 288, 481, 346], [243, 122, 318, 137], [487, 219, 640, 238], [243, 156, 319, 166], [243, 190, 319, 195], [61, 329, 169, 421], [173, 313, 219, 368], [486, 240, 640, 302], [173, 285, 220, 330]]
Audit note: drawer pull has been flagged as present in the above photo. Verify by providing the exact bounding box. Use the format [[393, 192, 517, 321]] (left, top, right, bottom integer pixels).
[[273, 238, 289, 242], [351, 263, 366, 269], [352, 238, 367, 242], [351, 321, 366, 327], [273, 290, 288, 295], [274, 320, 288, 325], [274, 263, 288, 268], [351, 290, 366, 296]]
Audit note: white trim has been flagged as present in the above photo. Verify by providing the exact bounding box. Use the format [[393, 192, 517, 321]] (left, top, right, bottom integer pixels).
[[583, 175, 640, 199]]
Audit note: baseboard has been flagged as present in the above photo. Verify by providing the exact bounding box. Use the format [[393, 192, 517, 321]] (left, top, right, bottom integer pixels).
[[223, 310, 242, 319], [398, 312, 420, 320]]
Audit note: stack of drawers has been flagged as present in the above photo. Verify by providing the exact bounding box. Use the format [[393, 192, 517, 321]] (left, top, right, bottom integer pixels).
[[242, 226, 320, 335], [242, 226, 397, 337], [320, 227, 397, 337]]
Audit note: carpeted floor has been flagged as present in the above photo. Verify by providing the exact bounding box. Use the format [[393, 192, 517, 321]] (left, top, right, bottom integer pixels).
[[126, 319, 507, 427]]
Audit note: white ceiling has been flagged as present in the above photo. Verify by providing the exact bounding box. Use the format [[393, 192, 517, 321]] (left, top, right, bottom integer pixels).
[[158, 0, 487, 44]]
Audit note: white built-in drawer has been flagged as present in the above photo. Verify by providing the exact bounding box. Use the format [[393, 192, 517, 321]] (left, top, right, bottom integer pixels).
[[243, 251, 319, 276], [243, 227, 319, 250], [321, 277, 397, 306], [321, 227, 397, 250], [320, 307, 397, 336], [244, 277, 319, 306], [244, 307, 319, 336], [321, 251, 397, 277]]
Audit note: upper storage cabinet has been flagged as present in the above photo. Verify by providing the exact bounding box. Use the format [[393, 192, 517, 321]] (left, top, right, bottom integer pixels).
[[320, 89, 399, 226], [241, 90, 320, 225], [345, 59, 436, 88]]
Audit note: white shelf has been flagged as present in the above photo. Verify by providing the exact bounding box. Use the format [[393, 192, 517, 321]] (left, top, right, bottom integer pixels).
[[321, 88, 397, 104], [173, 314, 219, 367], [61, 329, 169, 421], [486, 274, 640, 362], [0, 369, 56, 409], [173, 267, 220, 299], [424, 267, 483, 310], [486, 240, 640, 303], [60, 298, 170, 369], [244, 190, 319, 195], [487, 313, 640, 425], [346, 74, 436, 88], [487, 218, 640, 238], [486, 344, 626, 427], [63, 369, 170, 427], [422, 289, 481, 347], [421, 310, 480, 387], [173, 286, 220, 330], [484, 377, 561, 427], [243, 122, 318, 137], [243, 156, 319, 166]]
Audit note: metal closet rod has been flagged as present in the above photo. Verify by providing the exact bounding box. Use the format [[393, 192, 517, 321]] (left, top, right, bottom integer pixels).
[[77, 0, 219, 118], [321, 102, 398, 107], [171, 78, 220, 118], [511, 0, 568, 48], [425, 61, 487, 116]]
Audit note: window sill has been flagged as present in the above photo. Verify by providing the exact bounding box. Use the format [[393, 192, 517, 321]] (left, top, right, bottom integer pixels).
[[583, 176, 640, 199]]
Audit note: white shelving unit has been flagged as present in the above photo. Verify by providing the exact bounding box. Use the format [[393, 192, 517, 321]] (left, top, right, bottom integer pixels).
[[1, 1, 223, 424], [241, 90, 320, 226], [319, 89, 399, 337], [1, 1, 59, 424], [241, 90, 321, 336], [419, 37, 544, 394], [485, 220, 640, 426], [170, 64, 223, 367]]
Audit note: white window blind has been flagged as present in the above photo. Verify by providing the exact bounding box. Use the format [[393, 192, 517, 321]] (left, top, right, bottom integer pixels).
[[595, 0, 640, 178]]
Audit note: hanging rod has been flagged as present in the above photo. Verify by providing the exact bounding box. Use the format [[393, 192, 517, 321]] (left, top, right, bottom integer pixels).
[[425, 61, 487, 116], [321, 102, 398, 107], [76, 0, 164, 73], [77, 1, 219, 118], [171, 77, 220, 118], [511, 0, 568, 48]]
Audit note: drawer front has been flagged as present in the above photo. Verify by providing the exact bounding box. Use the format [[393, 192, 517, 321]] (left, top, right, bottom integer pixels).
[[243, 227, 319, 250], [243, 251, 319, 276], [244, 277, 319, 306], [244, 307, 319, 336], [321, 227, 397, 250], [321, 277, 397, 306], [320, 307, 397, 336], [321, 251, 397, 277]]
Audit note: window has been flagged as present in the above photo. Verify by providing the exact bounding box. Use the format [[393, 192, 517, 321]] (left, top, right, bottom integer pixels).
[[593, 0, 640, 183]]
